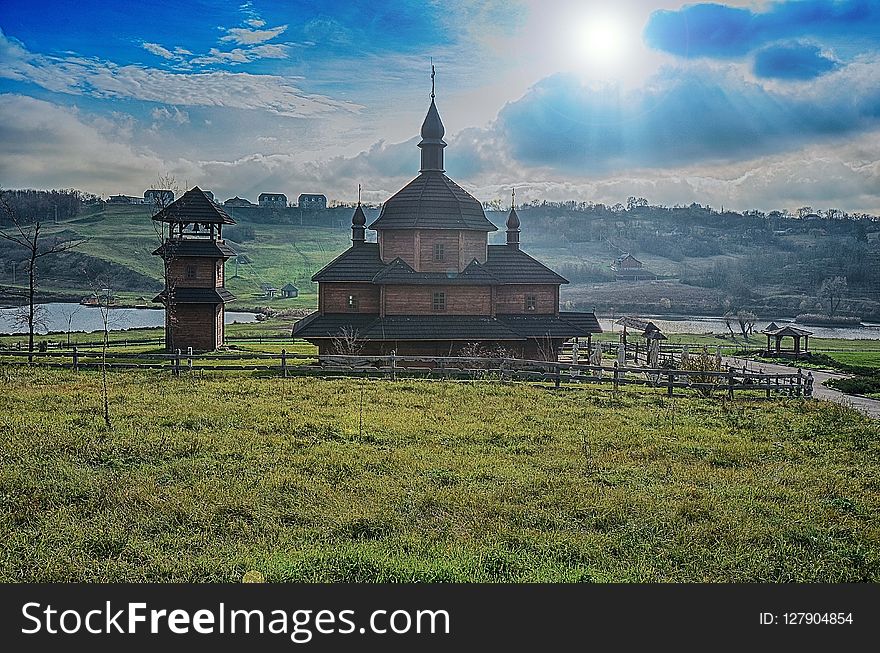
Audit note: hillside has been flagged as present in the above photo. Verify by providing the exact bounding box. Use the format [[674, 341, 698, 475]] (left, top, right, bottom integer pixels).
[[1, 367, 878, 582], [2, 201, 880, 319]]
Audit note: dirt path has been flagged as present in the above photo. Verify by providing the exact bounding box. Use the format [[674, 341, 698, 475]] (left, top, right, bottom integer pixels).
[[722, 355, 880, 419]]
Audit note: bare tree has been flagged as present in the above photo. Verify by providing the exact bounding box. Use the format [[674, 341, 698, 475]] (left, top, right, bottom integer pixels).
[[149, 174, 181, 350], [818, 276, 847, 318], [331, 326, 363, 355], [736, 310, 757, 340], [59, 303, 83, 347], [0, 189, 86, 361]]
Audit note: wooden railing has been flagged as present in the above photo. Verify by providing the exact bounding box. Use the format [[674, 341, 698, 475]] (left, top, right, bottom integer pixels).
[[0, 348, 814, 398]]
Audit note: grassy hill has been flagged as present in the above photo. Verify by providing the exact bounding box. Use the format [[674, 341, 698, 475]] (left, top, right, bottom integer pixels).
[[3, 201, 880, 320], [1, 367, 877, 581]]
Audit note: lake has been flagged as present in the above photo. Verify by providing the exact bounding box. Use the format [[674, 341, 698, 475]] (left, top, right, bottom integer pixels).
[[0, 302, 258, 336], [599, 315, 880, 340]]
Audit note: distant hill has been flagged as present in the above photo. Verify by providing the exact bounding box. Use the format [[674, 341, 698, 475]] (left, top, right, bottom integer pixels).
[[2, 199, 879, 320]]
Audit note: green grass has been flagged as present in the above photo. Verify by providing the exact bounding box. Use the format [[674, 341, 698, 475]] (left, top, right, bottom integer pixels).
[[1, 366, 878, 582]]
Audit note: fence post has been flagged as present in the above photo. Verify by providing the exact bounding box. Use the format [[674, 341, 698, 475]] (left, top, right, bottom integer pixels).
[[797, 368, 803, 397], [390, 350, 397, 381], [187, 346, 193, 370], [613, 362, 619, 392], [72, 346, 79, 372], [175, 348, 181, 377], [281, 349, 288, 378], [667, 370, 673, 397], [727, 367, 735, 399], [765, 374, 771, 399], [554, 363, 561, 389]]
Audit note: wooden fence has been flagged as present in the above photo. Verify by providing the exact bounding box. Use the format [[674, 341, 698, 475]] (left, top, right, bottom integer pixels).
[[0, 348, 814, 399]]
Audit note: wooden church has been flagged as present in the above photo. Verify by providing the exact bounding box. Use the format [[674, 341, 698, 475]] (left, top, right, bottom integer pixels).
[[294, 83, 601, 359], [152, 187, 236, 352]]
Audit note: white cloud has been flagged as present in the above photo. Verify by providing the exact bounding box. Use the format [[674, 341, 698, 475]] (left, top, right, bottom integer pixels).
[[0, 30, 359, 118], [189, 43, 289, 65], [246, 19, 266, 28], [150, 106, 190, 125], [220, 24, 287, 45], [142, 42, 175, 60]]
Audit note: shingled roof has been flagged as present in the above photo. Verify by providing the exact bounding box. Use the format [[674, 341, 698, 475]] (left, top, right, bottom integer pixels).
[[371, 257, 499, 285], [311, 243, 385, 282], [152, 186, 235, 225], [368, 172, 496, 232], [293, 312, 601, 341], [484, 245, 569, 284], [151, 239, 236, 258], [153, 288, 235, 304], [497, 313, 601, 337]]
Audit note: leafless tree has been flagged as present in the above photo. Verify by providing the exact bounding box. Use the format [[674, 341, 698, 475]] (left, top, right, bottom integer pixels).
[[534, 332, 558, 362], [331, 325, 363, 355], [59, 303, 83, 347], [0, 189, 86, 361], [149, 174, 181, 349]]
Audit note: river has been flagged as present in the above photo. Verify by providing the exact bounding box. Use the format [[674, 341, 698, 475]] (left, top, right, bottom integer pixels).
[[598, 315, 880, 340], [0, 302, 258, 336]]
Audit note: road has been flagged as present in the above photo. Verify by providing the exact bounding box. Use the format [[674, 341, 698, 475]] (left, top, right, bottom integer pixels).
[[723, 355, 880, 419]]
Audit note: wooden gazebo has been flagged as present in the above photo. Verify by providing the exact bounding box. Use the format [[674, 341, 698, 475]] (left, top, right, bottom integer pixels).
[[762, 323, 812, 356]]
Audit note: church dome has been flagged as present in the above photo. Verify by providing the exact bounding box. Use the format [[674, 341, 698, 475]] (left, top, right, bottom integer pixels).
[[420, 99, 445, 141], [369, 172, 496, 231]]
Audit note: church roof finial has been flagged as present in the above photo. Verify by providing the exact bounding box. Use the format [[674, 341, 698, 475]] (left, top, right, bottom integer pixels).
[[431, 59, 435, 100]]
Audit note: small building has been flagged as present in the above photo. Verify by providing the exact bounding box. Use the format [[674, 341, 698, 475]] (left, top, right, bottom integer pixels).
[[298, 193, 327, 210], [261, 283, 278, 299], [107, 194, 144, 204], [223, 196, 253, 207], [259, 192, 287, 208], [144, 189, 175, 207], [762, 323, 812, 357], [281, 283, 299, 299], [203, 190, 216, 203], [611, 253, 655, 281]]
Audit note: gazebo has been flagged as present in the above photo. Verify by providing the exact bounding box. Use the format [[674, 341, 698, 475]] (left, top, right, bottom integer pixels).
[[762, 323, 812, 356]]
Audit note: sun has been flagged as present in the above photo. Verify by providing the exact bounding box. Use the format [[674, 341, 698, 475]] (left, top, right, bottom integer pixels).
[[570, 10, 638, 78]]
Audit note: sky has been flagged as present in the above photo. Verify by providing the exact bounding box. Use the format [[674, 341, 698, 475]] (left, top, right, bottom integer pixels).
[[1, 0, 879, 213]]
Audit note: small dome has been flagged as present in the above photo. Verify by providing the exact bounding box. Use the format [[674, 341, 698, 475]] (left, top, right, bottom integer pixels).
[[420, 99, 445, 141], [506, 207, 520, 230], [352, 204, 367, 226]]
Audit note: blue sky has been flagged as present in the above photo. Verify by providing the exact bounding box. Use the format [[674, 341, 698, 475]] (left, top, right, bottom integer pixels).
[[1, 0, 879, 212]]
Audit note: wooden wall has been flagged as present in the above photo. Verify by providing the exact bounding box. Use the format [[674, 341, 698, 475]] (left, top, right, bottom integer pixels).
[[168, 257, 223, 288], [495, 284, 559, 314], [384, 285, 491, 315], [167, 303, 219, 351], [321, 282, 381, 313], [379, 229, 488, 272]]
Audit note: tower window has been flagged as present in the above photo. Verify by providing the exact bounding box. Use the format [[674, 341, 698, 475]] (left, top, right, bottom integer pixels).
[[432, 291, 446, 311], [525, 295, 537, 311], [347, 294, 358, 310], [185, 264, 197, 280], [433, 243, 445, 262]]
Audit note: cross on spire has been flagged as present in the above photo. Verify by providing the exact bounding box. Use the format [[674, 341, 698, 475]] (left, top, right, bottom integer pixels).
[[358, 183, 361, 205], [511, 187, 516, 209], [431, 60, 435, 100]]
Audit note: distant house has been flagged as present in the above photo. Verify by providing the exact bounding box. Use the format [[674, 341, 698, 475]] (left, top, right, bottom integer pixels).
[[259, 192, 287, 208], [298, 193, 327, 210], [614, 253, 643, 270], [281, 283, 299, 298], [260, 283, 278, 299], [144, 189, 175, 206], [107, 194, 144, 204], [224, 196, 254, 207], [611, 253, 655, 281]]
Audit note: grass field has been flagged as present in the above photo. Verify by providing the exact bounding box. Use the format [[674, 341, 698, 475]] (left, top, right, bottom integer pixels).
[[1, 367, 877, 582]]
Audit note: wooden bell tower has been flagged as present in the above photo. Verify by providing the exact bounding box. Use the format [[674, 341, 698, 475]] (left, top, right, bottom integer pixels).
[[151, 186, 236, 352]]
